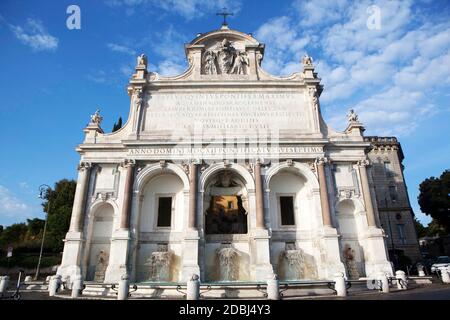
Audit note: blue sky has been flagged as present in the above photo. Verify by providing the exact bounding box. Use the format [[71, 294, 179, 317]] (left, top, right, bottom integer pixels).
[[0, 0, 449, 227]]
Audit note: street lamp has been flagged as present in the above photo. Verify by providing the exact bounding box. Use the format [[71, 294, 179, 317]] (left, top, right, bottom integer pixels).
[[35, 184, 51, 281]]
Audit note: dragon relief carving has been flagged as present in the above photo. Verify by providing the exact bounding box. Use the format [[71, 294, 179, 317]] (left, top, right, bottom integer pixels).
[[202, 38, 249, 75]]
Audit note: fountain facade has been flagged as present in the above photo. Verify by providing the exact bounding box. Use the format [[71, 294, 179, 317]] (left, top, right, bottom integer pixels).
[[148, 244, 173, 282], [278, 242, 318, 280], [216, 243, 241, 281]]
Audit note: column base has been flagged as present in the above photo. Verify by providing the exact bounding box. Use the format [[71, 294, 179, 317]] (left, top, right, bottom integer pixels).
[[105, 229, 131, 283], [251, 228, 274, 281], [320, 226, 346, 279], [364, 227, 394, 277], [57, 231, 85, 288]]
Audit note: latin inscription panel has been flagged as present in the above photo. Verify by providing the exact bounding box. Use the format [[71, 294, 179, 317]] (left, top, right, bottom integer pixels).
[[142, 91, 312, 133]]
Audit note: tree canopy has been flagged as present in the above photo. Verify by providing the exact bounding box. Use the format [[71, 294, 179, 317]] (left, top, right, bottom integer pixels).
[[418, 169, 450, 234], [112, 117, 123, 132], [42, 179, 77, 252], [0, 179, 76, 254]]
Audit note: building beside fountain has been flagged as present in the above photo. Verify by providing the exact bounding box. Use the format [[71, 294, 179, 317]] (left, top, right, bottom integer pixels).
[[57, 22, 420, 286]]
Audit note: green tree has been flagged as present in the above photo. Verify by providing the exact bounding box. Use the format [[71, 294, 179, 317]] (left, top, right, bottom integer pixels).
[[112, 117, 123, 132], [0, 223, 27, 248], [26, 218, 45, 239], [42, 179, 77, 252], [426, 219, 447, 237], [414, 218, 428, 238], [418, 170, 450, 233]]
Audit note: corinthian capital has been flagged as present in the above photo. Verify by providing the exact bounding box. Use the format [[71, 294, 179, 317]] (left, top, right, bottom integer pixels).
[[315, 157, 328, 165], [77, 162, 92, 171], [357, 159, 371, 167], [121, 159, 136, 168]]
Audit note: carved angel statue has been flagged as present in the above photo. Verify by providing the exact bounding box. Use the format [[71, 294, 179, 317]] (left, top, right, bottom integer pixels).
[[137, 53, 148, 67], [203, 50, 217, 75], [347, 109, 358, 122], [302, 53, 313, 66], [230, 51, 249, 75], [90, 109, 103, 125]]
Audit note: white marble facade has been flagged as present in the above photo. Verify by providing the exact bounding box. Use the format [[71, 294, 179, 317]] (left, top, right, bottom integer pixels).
[[58, 25, 394, 285]]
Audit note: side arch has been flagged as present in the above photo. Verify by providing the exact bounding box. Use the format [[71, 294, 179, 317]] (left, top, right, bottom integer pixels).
[[134, 162, 190, 192], [265, 161, 319, 190]]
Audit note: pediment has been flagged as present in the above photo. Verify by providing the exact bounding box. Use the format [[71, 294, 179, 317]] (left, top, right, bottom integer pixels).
[[189, 28, 261, 47]]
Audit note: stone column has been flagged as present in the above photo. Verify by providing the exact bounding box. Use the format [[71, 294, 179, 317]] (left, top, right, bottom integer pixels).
[[316, 157, 332, 227], [69, 162, 92, 232], [57, 162, 91, 285], [105, 160, 135, 283], [358, 160, 377, 227], [251, 160, 273, 280], [120, 160, 135, 230], [254, 160, 265, 229], [188, 163, 198, 230], [181, 162, 200, 281], [357, 160, 393, 278], [315, 158, 347, 279]]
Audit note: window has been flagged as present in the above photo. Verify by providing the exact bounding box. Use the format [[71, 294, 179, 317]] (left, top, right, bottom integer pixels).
[[280, 196, 295, 226], [384, 161, 393, 177], [389, 186, 397, 202], [227, 201, 233, 209], [397, 224, 406, 244], [157, 197, 172, 227]]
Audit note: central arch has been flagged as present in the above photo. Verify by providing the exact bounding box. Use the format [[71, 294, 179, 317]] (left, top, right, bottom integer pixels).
[[199, 163, 254, 282]]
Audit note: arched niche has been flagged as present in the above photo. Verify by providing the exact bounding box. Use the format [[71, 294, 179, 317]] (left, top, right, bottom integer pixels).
[[203, 169, 249, 235], [86, 203, 114, 282], [336, 199, 366, 279], [135, 173, 185, 283]]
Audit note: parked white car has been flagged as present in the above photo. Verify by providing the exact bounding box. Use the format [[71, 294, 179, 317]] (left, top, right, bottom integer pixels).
[[431, 256, 450, 273]]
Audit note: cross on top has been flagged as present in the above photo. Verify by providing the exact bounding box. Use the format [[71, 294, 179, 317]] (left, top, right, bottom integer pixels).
[[216, 7, 233, 26]]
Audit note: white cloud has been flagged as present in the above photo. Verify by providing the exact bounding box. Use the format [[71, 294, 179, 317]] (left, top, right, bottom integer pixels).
[[11, 18, 58, 51], [107, 43, 137, 56], [149, 25, 188, 76], [105, 0, 242, 19], [158, 59, 186, 76], [0, 185, 32, 219], [293, 0, 349, 26], [253, 1, 450, 137], [255, 16, 309, 75]]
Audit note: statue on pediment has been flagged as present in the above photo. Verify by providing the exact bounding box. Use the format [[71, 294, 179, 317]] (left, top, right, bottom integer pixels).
[[218, 39, 235, 74], [347, 109, 358, 122], [90, 109, 103, 125], [202, 38, 249, 75], [204, 50, 218, 75], [230, 51, 249, 75], [302, 54, 313, 66], [137, 53, 147, 68]]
